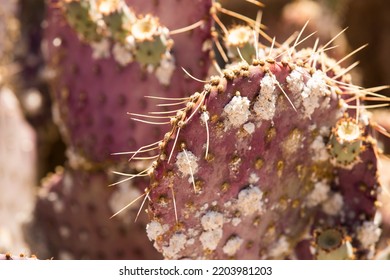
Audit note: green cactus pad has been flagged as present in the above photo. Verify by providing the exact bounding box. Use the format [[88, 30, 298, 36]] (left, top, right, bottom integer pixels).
[[63, 0, 101, 42], [315, 228, 354, 260], [329, 117, 363, 167]]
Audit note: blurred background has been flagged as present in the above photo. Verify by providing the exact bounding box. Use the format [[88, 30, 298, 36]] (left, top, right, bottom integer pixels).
[[0, 0, 389, 257]]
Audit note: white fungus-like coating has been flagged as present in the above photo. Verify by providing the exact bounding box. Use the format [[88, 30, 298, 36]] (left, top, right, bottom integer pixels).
[[236, 186, 264, 216], [243, 122, 255, 134], [286, 68, 305, 96], [223, 95, 251, 129], [199, 228, 223, 251], [155, 55, 176, 85], [162, 233, 187, 259], [201, 211, 224, 231], [268, 236, 290, 258], [112, 43, 134, 66], [200, 111, 210, 124], [146, 221, 169, 241], [306, 180, 330, 207], [301, 70, 329, 118], [357, 221, 382, 248], [200, 203, 209, 212], [253, 74, 277, 120], [282, 130, 302, 157], [322, 193, 344, 216], [248, 173, 260, 185], [223, 236, 244, 256], [175, 150, 199, 177], [260, 73, 277, 96], [91, 39, 111, 59], [199, 211, 224, 251], [186, 238, 195, 245], [188, 228, 200, 238], [310, 135, 330, 162]]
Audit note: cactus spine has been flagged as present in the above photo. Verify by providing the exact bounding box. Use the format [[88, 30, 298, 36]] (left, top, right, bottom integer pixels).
[[132, 22, 387, 259]]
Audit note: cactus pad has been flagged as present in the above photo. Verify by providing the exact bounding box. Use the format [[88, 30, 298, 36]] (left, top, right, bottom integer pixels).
[[140, 48, 382, 259], [44, 0, 212, 165], [34, 166, 162, 259]]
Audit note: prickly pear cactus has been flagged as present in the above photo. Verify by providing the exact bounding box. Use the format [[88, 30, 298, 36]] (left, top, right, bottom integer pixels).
[[33, 0, 214, 259], [34, 166, 161, 260], [142, 45, 384, 259], [44, 0, 213, 166]]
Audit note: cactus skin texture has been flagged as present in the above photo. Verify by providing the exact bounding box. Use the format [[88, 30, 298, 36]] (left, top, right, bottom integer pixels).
[[4, 0, 385, 261], [33, 0, 213, 259], [44, 0, 213, 166], [142, 45, 383, 259], [34, 166, 162, 260]]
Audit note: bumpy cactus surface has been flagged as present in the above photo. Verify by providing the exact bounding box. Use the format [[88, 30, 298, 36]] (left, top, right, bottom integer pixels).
[[44, 0, 213, 166], [35, 166, 161, 259], [142, 42, 384, 259], [33, 0, 213, 259], [1, 0, 389, 261]]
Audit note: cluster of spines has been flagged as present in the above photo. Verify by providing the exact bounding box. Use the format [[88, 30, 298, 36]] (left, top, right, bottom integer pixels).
[[33, 0, 217, 259], [117, 18, 390, 258], [144, 50, 381, 171], [50, 0, 390, 260]]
